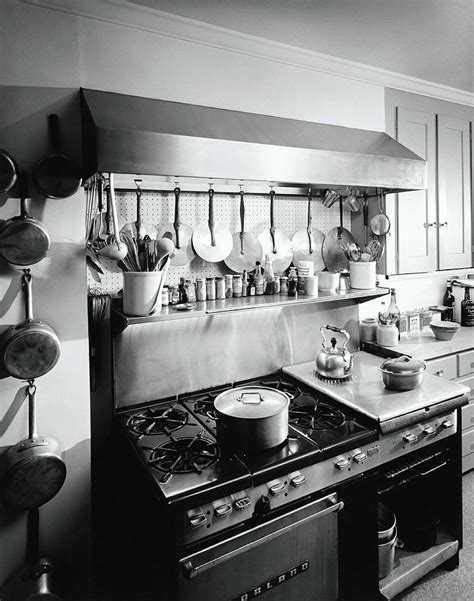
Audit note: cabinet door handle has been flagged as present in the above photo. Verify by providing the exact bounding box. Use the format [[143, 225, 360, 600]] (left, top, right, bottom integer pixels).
[[435, 369, 444, 377], [438, 221, 448, 228], [424, 222, 437, 228]]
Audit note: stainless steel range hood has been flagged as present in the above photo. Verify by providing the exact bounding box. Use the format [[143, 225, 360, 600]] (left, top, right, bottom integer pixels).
[[81, 88, 426, 192]]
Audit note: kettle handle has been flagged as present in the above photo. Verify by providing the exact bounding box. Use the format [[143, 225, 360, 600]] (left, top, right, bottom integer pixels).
[[320, 325, 350, 351]]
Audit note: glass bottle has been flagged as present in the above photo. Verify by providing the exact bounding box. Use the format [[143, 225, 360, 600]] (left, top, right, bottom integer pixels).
[[178, 278, 187, 304], [442, 280, 455, 322], [288, 267, 298, 297], [254, 261, 264, 295], [263, 254, 275, 295], [461, 287, 474, 326], [378, 301, 388, 324], [387, 288, 401, 335], [242, 271, 248, 297]]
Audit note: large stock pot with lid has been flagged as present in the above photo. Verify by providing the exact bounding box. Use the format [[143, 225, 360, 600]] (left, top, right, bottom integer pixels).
[[214, 386, 289, 453]]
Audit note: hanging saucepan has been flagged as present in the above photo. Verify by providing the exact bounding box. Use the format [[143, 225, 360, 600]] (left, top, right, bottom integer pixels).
[[214, 386, 289, 453], [0, 270, 61, 380], [0, 173, 50, 266], [0, 149, 19, 194], [291, 189, 325, 271], [33, 114, 82, 199], [322, 197, 355, 272], [192, 187, 233, 263], [258, 189, 293, 273], [370, 191, 391, 236], [159, 186, 195, 266], [0, 381, 66, 510], [225, 189, 263, 272]]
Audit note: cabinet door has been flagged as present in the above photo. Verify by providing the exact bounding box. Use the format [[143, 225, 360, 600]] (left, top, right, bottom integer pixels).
[[437, 116, 472, 270], [396, 108, 437, 273]]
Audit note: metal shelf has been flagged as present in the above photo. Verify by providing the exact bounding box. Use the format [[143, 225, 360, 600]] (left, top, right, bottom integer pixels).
[[111, 287, 389, 335], [379, 528, 459, 600]]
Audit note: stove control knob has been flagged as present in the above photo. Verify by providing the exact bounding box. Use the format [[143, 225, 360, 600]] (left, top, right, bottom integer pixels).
[[214, 503, 232, 519], [234, 497, 251, 512], [441, 420, 454, 429], [367, 445, 379, 457], [352, 451, 368, 464], [422, 425, 436, 436], [290, 472, 306, 488], [403, 432, 418, 444], [268, 480, 287, 496], [188, 513, 207, 529], [334, 456, 350, 471], [254, 495, 271, 516]]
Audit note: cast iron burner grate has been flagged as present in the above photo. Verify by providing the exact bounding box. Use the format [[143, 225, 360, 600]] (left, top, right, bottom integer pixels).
[[148, 431, 220, 483], [127, 406, 188, 436], [312, 370, 353, 384], [192, 397, 218, 421], [258, 379, 301, 401], [289, 401, 346, 431]]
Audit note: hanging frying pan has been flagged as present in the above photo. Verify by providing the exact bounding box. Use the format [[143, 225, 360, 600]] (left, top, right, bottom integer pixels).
[[291, 189, 325, 271], [33, 114, 82, 199], [0, 173, 50, 266], [159, 186, 195, 266], [225, 189, 263, 272], [0, 149, 19, 194], [192, 188, 233, 263], [258, 189, 293, 273], [0, 381, 66, 510], [370, 191, 391, 236], [322, 197, 355, 272], [0, 270, 61, 380]]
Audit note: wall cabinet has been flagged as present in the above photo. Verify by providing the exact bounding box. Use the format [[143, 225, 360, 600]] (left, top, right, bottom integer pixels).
[[393, 109, 471, 274]]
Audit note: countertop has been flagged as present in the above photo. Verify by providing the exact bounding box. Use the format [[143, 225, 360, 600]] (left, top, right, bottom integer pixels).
[[390, 326, 473, 361], [283, 351, 469, 425]]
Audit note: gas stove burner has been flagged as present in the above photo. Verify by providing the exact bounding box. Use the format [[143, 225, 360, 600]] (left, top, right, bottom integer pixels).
[[313, 370, 353, 384], [289, 401, 345, 431], [127, 406, 188, 436], [192, 398, 218, 421], [148, 431, 220, 483], [258, 378, 301, 401]]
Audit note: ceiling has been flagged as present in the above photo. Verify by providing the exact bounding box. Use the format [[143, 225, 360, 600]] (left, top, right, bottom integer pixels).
[[130, 0, 474, 93]]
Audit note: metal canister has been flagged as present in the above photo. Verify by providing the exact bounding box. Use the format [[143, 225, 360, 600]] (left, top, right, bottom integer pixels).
[[206, 277, 216, 301], [215, 276, 225, 299], [195, 278, 206, 301], [225, 274, 233, 298], [233, 275, 243, 298]]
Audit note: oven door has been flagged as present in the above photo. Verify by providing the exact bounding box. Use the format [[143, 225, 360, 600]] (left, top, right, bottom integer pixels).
[[178, 492, 343, 601]]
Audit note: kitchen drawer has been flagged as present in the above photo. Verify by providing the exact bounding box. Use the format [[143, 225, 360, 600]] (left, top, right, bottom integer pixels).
[[462, 453, 474, 474], [458, 350, 474, 377], [456, 374, 474, 400], [462, 402, 474, 430], [425, 355, 457, 380], [462, 428, 474, 459]]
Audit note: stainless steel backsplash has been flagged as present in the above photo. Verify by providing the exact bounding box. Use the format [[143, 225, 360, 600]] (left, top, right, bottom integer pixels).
[[113, 301, 360, 408]]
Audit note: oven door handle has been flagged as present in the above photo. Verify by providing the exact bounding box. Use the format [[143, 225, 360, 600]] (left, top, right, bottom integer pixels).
[[179, 495, 344, 580]]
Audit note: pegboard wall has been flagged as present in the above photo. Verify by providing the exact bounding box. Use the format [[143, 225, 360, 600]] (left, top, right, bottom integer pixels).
[[88, 191, 351, 294]]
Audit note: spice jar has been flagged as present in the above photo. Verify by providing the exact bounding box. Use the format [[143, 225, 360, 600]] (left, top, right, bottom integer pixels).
[[376, 323, 399, 347], [225, 275, 233, 298], [215, 276, 225, 300], [161, 286, 169, 306], [206, 277, 216, 301], [195, 278, 206, 302], [280, 276, 288, 294], [360, 318, 377, 342], [232, 275, 243, 297]]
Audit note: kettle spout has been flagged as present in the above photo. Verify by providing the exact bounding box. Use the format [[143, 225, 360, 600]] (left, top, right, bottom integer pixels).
[[344, 352, 353, 375]]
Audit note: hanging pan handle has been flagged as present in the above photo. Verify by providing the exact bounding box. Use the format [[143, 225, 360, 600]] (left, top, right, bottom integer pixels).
[[28, 379, 37, 440], [306, 189, 313, 254], [173, 186, 182, 249], [269, 189, 277, 254], [48, 114, 61, 154], [208, 188, 216, 247], [239, 189, 245, 255], [19, 172, 29, 218], [22, 269, 34, 322]]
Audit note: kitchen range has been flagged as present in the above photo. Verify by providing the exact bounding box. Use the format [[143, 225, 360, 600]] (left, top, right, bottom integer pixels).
[[104, 337, 468, 601]]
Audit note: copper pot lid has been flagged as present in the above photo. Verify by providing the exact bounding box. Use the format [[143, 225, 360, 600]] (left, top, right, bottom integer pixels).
[[214, 386, 289, 419]]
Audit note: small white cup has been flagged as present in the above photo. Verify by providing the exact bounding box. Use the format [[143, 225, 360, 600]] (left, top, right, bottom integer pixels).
[[317, 271, 340, 291], [304, 276, 319, 296]]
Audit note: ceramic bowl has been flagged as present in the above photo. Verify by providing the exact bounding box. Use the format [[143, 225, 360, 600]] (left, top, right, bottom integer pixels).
[[430, 322, 460, 341]]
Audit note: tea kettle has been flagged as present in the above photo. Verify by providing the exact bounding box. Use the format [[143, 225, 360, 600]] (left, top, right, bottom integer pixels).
[[315, 325, 353, 380]]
